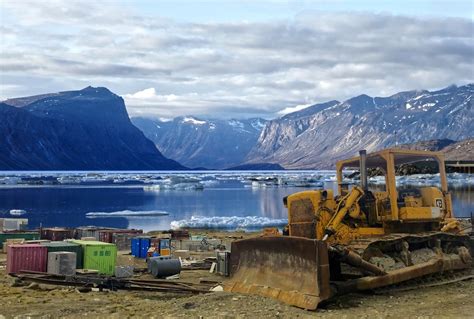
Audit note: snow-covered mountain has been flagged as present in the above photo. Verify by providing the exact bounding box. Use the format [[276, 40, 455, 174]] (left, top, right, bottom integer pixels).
[[0, 87, 185, 170], [132, 116, 267, 169], [245, 84, 473, 169], [2, 84, 471, 171]]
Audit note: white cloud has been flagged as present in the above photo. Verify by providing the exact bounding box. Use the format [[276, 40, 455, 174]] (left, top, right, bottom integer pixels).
[[124, 88, 179, 102], [277, 103, 314, 116], [125, 88, 158, 99], [1, 2, 472, 119]]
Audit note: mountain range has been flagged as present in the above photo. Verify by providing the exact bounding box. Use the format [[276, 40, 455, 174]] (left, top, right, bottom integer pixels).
[[0, 87, 184, 170], [132, 117, 266, 169], [133, 83, 472, 169], [1, 84, 472, 170], [245, 83, 473, 168]]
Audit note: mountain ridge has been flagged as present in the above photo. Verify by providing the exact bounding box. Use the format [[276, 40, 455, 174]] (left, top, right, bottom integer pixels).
[[245, 83, 473, 169], [399, 138, 474, 161], [2, 83, 471, 170], [132, 116, 267, 169], [0, 87, 185, 170]]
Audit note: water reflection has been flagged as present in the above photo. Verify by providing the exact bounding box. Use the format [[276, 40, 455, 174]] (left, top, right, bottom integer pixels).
[[449, 185, 473, 217], [0, 176, 472, 231]]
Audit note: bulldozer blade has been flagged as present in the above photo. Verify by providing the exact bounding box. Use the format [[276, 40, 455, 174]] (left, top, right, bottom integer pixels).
[[224, 236, 331, 310]]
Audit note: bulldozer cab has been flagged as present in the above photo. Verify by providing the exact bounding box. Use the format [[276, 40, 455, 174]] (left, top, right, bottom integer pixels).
[[336, 149, 453, 223]]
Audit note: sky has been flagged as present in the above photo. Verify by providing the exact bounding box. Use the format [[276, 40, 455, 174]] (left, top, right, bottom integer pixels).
[[0, 0, 473, 119]]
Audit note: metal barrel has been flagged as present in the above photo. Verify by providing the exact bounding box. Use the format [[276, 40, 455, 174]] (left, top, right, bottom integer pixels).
[[150, 258, 181, 278], [224, 236, 331, 310]]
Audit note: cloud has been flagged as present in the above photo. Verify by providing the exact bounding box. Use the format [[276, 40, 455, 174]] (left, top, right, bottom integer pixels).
[[0, 2, 472, 119], [125, 88, 160, 99], [277, 103, 314, 116]]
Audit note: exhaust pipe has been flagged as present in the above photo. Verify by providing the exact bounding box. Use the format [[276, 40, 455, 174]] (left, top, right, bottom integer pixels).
[[359, 150, 368, 191]]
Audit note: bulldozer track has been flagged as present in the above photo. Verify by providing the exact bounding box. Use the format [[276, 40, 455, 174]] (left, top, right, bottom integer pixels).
[[373, 268, 474, 294], [348, 231, 470, 260]]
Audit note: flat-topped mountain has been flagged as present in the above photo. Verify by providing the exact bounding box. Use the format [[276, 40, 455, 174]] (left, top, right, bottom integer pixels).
[[0, 87, 185, 170]]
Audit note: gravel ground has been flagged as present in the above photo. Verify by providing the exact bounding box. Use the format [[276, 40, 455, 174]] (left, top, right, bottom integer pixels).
[[1, 262, 472, 318], [1, 228, 473, 319]]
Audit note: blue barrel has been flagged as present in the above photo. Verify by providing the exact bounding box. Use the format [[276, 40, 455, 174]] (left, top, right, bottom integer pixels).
[[139, 238, 151, 258], [131, 238, 140, 257]]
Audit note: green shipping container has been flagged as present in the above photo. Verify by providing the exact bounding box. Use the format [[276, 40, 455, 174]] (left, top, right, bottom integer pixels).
[[0, 232, 40, 246], [70, 240, 117, 275], [40, 242, 83, 269]]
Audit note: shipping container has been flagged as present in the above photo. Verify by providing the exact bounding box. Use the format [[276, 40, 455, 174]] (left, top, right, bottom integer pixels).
[[169, 229, 189, 240], [3, 239, 24, 253], [140, 238, 151, 258], [131, 237, 152, 258], [131, 238, 140, 257], [74, 227, 100, 240], [47, 252, 76, 275], [7, 244, 47, 274], [74, 226, 115, 240], [113, 233, 136, 251], [40, 228, 74, 241], [0, 218, 28, 232], [40, 241, 83, 268], [70, 240, 117, 275], [98, 229, 143, 243], [0, 232, 40, 246]]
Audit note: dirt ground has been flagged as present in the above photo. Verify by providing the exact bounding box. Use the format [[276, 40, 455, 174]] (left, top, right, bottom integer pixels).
[[0, 230, 473, 318]]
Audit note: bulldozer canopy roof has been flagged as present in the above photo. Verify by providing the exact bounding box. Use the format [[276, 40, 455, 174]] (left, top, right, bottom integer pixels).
[[337, 148, 444, 169]]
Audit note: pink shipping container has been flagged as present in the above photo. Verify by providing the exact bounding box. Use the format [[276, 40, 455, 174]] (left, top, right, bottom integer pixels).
[[7, 244, 48, 274]]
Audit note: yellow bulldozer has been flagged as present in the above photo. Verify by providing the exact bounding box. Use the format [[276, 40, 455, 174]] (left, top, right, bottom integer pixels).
[[225, 148, 472, 310]]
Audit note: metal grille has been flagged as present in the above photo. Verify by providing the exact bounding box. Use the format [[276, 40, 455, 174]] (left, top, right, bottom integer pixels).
[[289, 199, 316, 238]]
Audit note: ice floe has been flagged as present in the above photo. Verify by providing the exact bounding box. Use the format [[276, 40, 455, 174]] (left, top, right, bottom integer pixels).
[[86, 210, 169, 218], [0, 171, 472, 188], [366, 173, 474, 187], [170, 215, 288, 230], [9, 209, 27, 216]]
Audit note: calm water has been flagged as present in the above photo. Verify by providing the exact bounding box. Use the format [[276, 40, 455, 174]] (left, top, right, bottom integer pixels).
[[0, 172, 472, 231]]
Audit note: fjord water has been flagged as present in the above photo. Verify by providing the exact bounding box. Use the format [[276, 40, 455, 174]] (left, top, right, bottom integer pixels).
[[0, 171, 472, 232]]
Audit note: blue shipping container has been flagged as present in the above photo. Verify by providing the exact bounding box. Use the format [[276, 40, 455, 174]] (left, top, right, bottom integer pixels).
[[139, 238, 151, 258], [131, 238, 141, 257], [131, 237, 154, 258]]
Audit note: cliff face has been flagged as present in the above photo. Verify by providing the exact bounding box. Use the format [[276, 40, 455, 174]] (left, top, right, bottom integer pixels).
[[0, 87, 185, 170], [246, 84, 473, 169]]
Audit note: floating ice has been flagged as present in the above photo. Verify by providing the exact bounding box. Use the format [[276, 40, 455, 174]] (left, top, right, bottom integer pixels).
[[9, 209, 26, 216], [367, 173, 474, 187], [144, 182, 204, 191], [170, 215, 288, 230], [86, 210, 169, 218], [1, 171, 472, 189]]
